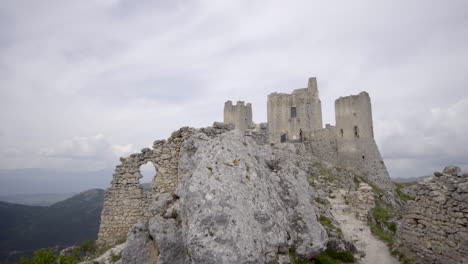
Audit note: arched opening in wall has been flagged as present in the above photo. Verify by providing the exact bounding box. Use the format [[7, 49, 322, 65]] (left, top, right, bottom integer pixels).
[[139, 161, 157, 191], [340, 129, 343, 138], [362, 156, 365, 160], [354, 126, 359, 139]]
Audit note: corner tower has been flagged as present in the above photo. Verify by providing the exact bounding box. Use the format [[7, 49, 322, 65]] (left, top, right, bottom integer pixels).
[[267, 77, 323, 143], [224, 101, 253, 131], [335, 92, 394, 191]]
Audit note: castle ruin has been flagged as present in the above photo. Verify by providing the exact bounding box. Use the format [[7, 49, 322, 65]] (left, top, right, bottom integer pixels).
[[224, 101, 252, 131], [97, 77, 394, 245], [267, 77, 322, 143]]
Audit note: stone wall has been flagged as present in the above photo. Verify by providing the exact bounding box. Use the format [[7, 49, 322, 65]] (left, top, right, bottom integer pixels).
[[224, 100, 253, 131], [396, 166, 468, 264], [304, 125, 338, 164], [96, 127, 195, 245], [267, 77, 323, 143], [335, 92, 394, 192]]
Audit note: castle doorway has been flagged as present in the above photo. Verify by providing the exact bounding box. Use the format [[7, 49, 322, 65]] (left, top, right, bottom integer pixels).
[[281, 134, 287, 143]]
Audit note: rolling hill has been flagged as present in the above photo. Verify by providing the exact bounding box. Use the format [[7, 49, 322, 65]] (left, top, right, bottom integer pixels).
[[0, 189, 105, 262]]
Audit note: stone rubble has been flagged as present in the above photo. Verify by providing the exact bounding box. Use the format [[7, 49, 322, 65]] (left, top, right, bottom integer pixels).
[[396, 165, 468, 264]]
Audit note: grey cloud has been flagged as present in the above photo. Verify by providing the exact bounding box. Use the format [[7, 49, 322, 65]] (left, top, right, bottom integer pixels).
[[0, 0, 467, 180]]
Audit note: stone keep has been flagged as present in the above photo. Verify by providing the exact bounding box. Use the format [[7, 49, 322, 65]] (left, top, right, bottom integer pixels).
[[267, 77, 323, 143], [224, 101, 253, 131], [335, 92, 394, 191]]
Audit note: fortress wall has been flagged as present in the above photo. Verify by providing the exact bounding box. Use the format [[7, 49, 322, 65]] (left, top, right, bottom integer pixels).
[[267, 78, 323, 143], [97, 127, 195, 245], [304, 125, 338, 164], [224, 101, 253, 131], [396, 166, 468, 264], [335, 92, 394, 191]]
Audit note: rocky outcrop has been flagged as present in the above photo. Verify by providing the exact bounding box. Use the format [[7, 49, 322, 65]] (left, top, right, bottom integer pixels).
[[346, 183, 375, 221], [396, 166, 468, 264], [119, 125, 353, 264]]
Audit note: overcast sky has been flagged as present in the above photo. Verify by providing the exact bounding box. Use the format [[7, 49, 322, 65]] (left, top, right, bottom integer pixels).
[[0, 0, 467, 179]]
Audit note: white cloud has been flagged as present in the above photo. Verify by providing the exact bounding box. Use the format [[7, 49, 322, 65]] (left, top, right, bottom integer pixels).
[[0, 0, 467, 178], [39, 134, 134, 161]]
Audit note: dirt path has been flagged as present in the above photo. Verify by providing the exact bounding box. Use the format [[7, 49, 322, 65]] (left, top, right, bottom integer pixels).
[[328, 189, 400, 264]]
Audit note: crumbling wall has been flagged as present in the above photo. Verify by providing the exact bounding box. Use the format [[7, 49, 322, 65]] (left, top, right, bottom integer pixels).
[[396, 166, 468, 264], [97, 127, 195, 245], [224, 101, 253, 131], [267, 77, 323, 143], [304, 125, 338, 164], [335, 92, 394, 192]]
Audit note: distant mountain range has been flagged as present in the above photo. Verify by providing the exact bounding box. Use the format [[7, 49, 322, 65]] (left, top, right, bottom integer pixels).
[[0, 193, 76, 206], [0, 189, 105, 262], [0, 168, 113, 196], [392, 175, 432, 184]]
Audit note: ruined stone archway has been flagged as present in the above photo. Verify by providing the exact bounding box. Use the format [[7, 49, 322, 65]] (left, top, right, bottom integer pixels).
[[97, 127, 195, 245], [139, 161, 158, 191]]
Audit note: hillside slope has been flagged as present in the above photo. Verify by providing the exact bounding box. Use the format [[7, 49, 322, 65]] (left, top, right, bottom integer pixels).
[[0, 189, 104, 262]]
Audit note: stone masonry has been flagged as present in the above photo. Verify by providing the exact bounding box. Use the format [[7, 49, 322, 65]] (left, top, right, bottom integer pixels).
[[396, 166, 468, 264], [334, 92, 394, 192], [224, 100, 253, 131], [96, 127, 195, 245], [267, 77, 323, 143]]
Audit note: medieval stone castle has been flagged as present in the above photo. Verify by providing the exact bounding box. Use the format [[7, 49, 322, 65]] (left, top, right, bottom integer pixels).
[[225, 77, 392, 191], [97, 77, 393, 245]]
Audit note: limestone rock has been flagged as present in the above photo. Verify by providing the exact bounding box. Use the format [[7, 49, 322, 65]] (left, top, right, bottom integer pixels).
[[121, 128, 333, 263], [346, 183, 375, 221]]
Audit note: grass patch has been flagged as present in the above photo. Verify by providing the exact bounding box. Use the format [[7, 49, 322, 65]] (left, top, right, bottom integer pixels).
[[109, 252, 121, 262], [368, 222, 393, 243], [314, 197, 327, 205], [390, 248, 413, 264], [314, 249, 356, 264], [319, 215, 342, 234], [313, 162, 337, 182], [395, 183, 413, 201]]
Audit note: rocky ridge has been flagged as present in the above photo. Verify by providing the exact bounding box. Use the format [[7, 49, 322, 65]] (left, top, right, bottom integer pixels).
[[119, 124, 357, 263], [87, 123, 406, 264]]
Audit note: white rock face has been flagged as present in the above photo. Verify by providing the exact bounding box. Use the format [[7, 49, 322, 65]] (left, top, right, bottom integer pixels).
[[121, 127, 331, 264]]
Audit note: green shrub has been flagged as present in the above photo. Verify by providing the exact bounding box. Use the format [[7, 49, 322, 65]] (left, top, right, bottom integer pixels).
[[315, 249, 356, 264], [79, 238, 97, 255], [14, 248, 80, 264]]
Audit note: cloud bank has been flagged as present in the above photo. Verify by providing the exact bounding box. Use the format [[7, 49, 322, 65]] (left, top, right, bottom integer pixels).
[[0, 0, 467, 177]]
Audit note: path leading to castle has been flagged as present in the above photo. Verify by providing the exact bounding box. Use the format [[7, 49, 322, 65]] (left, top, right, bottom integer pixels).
[[328, 189, 400, 264]]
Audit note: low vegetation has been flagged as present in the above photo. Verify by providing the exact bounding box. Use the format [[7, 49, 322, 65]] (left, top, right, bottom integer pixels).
[[1, 237, 125, 264], [313, 162, 337, 182], [395, 183, 413, 201], [319, 215, 342, 235], [286, 248, 356, 264], [368, 202, 412, 264], [315, 249, 355, 264]]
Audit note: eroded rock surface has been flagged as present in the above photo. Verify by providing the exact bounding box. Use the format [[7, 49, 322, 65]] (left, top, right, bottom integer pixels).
[[121, 126, 339, 264]]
